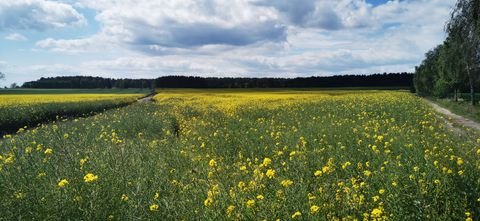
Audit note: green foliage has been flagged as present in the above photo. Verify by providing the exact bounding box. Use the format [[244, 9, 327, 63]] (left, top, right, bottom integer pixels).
[[433, 77, 450, 98], [414, 46, 442, 96], [415, 0, 480, 105]]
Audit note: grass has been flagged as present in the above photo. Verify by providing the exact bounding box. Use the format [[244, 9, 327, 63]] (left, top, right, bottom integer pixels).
[[0, 90, 479, 220]]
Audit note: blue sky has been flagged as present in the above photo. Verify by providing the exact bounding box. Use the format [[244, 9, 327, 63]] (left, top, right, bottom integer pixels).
[[0, 0, 455, 86]]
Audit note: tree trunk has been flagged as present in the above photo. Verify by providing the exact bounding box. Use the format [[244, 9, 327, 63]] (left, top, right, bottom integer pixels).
[[466, 64, 475, 105], [471, 82, 476, 105], [454, 88, 459, 102]]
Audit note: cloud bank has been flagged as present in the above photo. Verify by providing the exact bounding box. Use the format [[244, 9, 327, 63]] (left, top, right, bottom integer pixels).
[[0, 0, 456, 86], [0, 0, 86, 31]]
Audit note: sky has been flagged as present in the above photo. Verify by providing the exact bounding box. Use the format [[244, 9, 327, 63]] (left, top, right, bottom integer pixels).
[[0, 0, 456, 87]]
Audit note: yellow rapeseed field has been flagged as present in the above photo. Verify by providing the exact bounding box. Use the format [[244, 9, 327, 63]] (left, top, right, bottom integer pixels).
[[0, 93, 144, 134], [0, 89, 478, 220], [0, 94, 141, 106]]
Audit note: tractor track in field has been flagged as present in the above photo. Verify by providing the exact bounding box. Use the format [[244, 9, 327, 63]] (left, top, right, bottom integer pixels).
[[137, 94, 154, 103], [423, 98, 480, 134], [1, 93, 156, 138]]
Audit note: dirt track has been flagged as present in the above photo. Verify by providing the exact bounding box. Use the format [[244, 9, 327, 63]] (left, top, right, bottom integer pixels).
[[138, 95, 154, 103], [423, 98, 480, 132]]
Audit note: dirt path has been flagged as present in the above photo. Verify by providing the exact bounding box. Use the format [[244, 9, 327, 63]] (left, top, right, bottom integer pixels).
[[423, 98, 480, 132], [138, 95, 154, 103]]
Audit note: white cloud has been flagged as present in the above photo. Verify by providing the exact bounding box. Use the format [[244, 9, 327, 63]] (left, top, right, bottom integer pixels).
[[37, 0, 287, 52], [3, 0, 457, 85], [0, 0, 86, 31], [35, 35, 114, 53], [253, 0, 374, 30], [4, 33, 27, 41]]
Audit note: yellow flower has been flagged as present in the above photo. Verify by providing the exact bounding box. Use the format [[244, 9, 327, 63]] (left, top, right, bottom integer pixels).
[[257, 195, 264, 200], [342, 161, 351, 169], [3, 155, 15, 164], [457, 158, 464, 166], [204, 197, 213, 207], [289, 151, 297, 157], [121, 194, 129, 202], [226, 205, 235, 216], [466, 211, 472, 221], [310, 205, 320, 214], [379, 189, 385, 194], [83, 173, 99, 183], [280, 179, 293, 187], [322, 166, 331, 173], [149, 204, 159, 211], [14, 191, 25, 199], [291, 211, 302, 218], [314, 170, 322, 177], [58, 179, 69, 188], [240, 165, 247, 171], [209, 159, 217, 168], [371, 208, 383, 218], [266, 169, 275, 179], [246, 199, 255, 208], [80, 157, 88, 167], [238, 181, 246, 190], [364, 170, 372, 177], [44, 148, 53, 155], [154, 192, 160, 200], [262, 157, 272, 167]]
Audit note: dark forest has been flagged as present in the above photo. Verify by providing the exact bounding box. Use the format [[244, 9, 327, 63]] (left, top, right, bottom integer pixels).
[[22, 73, 413, 89]]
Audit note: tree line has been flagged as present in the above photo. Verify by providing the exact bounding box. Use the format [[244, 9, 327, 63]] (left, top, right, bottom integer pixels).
[[414, 0, 480, 105], [22, 76, 154, 89], [152, 73, 413, 88], [21, 73, 413, 89]]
